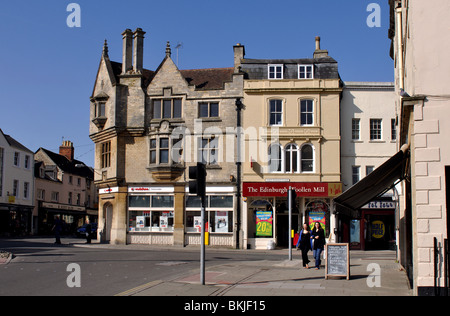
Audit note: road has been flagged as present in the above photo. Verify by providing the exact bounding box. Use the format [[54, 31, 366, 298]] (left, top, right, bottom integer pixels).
[[0, 237, 283, 296]]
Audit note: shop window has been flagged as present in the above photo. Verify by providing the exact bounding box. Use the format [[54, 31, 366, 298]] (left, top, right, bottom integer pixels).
[[151, 195, 174, 208], [129, 210, 174, 232], [129, 196, 151, 208], [210, 196, 233, 208]]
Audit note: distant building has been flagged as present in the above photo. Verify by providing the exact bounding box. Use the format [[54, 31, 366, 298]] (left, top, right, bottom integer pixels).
[[0, 129, 34, 236], [340, 82, 397, 250], [34, 141, 97, 235]]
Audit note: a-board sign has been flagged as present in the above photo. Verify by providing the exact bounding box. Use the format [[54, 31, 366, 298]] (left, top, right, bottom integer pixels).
[[325, 243, 350, 280]]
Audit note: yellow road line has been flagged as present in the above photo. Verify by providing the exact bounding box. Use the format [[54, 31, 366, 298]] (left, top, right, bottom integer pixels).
[[114, 280, 163, 296]]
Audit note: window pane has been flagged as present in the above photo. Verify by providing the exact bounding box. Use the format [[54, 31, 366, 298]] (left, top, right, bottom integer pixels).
[[210, 103, 219, 117], [129, 196, 150, 208], [173, 99, 182, 118], [153, 100, 161, 119], [199, 103, 209, 118], [210, 196, 233, 208], [160, 138, 169, 149], [163, 100, 172, 118], [186, 195, 202, 208], [150, 139, 157, 149], [151, 196, 174, 208], [160, 150, 169, 164]]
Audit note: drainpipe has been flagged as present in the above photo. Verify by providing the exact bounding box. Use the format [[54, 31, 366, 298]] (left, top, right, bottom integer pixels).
[[235, 98, 244, 249], [396, 7, 404, 90]]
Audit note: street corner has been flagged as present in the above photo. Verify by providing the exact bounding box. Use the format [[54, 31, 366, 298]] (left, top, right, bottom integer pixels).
[[0, 251, 13, 265]]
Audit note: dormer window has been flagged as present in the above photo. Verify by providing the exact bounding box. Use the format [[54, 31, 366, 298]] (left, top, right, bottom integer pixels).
[[268, 64, 283, 79], [298, 65, 314, 79]]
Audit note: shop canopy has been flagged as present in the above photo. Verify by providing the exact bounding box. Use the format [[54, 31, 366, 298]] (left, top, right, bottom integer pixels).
[[333, 144, 410, 217]]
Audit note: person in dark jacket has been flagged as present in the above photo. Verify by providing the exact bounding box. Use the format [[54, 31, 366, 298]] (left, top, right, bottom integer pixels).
[[296, 223, 312, 269], [85, 219, 92, 244], [310, 222, 326, 270]]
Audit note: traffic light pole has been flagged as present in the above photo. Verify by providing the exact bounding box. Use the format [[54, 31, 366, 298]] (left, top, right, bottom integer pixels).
[[200, 194, 206, 285], [288, 187, 292, 261]]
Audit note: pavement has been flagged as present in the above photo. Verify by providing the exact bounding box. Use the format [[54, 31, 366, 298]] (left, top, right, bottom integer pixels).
[[70, 240, 412, 297]]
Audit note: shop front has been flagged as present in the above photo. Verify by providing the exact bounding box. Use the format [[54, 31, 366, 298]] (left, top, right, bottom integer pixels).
[[0, 203, 33, 237], [38, 201, 89, 236], [126, 185, 236, 247], [339, 199, 396, 250], [243, 182, 342, 249]]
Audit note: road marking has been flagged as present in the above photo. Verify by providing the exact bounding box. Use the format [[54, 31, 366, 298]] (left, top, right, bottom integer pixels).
[[114, 280, 163, 297]]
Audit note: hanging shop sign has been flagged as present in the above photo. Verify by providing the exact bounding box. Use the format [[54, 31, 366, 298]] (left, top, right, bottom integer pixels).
[[243, 182, 342, 197]]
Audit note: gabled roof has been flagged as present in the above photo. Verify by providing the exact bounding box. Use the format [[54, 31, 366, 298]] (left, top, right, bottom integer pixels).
[[0, 128, 34, 154], [36, 148, 94, 179]]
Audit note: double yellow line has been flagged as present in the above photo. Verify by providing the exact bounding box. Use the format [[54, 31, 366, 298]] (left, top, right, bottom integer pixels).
[[115, 280, 163, 296]]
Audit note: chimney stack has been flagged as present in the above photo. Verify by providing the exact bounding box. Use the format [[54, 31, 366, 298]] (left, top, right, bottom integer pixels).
[[233, 43, 245, 73], [122, 29, 133, 74], [59, 141, 74, 161], [133, 28, 146, 73], [313, 36, 329, 58]]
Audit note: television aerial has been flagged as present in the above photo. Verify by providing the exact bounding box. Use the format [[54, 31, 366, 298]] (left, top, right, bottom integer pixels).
[[175, 42, 183, 67]]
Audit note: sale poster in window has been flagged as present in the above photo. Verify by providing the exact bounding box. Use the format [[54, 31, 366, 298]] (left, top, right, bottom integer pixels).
[[256, 211, 273, 237]]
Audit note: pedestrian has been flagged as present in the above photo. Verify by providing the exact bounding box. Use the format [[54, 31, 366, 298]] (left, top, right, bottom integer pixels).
[[296, 223, 311, 269], [310, 222, 326, 270], [52, 216, 62, 244], [85, 219, 92, 244]]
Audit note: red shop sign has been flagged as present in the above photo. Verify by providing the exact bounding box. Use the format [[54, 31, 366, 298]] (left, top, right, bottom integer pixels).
[[243, 182, 342, 197]]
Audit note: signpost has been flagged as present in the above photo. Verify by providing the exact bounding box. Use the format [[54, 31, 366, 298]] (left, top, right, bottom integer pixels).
[[325, 243, 350, 280]]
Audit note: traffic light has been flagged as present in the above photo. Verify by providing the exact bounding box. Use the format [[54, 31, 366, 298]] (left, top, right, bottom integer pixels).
[[290, 188, 297, 209], [189, 163, 207, 197]]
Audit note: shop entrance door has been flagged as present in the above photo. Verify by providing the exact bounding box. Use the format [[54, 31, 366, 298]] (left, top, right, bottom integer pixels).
[[276, 214, 299, 247]]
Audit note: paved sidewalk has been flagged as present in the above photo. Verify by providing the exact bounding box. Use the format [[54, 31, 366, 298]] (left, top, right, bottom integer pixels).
[[90, 244, 410, 297]]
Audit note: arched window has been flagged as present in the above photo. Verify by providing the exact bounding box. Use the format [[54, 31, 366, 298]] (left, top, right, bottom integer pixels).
[[268, 143, 282, 173], [301, 144, 314, 172], [285, 144, 299, 173]]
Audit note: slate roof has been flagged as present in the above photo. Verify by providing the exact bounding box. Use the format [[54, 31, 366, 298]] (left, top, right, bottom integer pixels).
[[36, 148, 94, 179], [0, 128, 34, 154], [109, 61, 234, 91]]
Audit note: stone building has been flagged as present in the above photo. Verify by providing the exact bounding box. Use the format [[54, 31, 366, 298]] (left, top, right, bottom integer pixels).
[[90, 29, 243, 246]]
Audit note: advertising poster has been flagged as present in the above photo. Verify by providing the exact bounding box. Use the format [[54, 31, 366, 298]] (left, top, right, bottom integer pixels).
[[215, 211, 228, 233], [160, 216, 168, 229], [194, 216, 202, 232], [256, 210, 273, 237], [136, 216, 145, 229], [308, 211, 326, 232]]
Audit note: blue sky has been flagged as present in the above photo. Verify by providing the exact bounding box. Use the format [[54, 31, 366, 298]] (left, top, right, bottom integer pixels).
[[0, 0, 393, 168]]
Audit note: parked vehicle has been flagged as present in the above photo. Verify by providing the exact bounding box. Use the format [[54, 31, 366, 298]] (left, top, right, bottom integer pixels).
[[76, 223, 97, 238]]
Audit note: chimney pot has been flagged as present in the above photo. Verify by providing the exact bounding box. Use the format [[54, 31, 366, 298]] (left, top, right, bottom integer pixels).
[[133, 28, 146, 73], [122, 29, 133, 74], [59, 141, 74, 161]]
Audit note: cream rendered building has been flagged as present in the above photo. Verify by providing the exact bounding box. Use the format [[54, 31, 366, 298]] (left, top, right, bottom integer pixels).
[[239, 38, 342, 249], [389, 0, 450, 295]]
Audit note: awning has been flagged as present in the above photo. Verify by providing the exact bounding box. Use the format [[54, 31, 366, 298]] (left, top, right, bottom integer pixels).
[[333, 144, 410, 217]]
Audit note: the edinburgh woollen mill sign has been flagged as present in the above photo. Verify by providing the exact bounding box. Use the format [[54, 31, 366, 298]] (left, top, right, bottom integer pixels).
[[325, 243, 350, 280]]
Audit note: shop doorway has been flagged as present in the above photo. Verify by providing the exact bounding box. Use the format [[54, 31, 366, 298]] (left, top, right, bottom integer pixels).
[[103, 203, 113, 243], [363, 212, 395, 250]]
